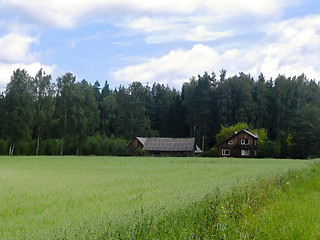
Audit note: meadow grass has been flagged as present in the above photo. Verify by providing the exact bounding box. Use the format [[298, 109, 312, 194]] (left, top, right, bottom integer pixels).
[[0, 156, 317, 239], [119, 162, 320, 239], [237, 163, 320, 239]]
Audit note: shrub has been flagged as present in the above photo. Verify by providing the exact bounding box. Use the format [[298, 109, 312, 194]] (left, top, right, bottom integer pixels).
[[44, 139, 62, 155], [202, 147, 218, 157], [134, 148, 147, 156], [0, 139, 8, 155], [259, 140, 279, 158]]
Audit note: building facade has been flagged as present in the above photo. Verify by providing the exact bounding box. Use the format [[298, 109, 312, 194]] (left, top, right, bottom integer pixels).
[[217, 130, 258, 158], [126, 137, 202, 157]]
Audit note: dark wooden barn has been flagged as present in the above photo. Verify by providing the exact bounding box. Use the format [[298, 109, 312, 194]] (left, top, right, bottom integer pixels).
[[217, 129, 258, 158], [126, 137, 202, 157]]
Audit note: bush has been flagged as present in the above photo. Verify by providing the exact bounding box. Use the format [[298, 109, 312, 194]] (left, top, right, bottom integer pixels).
[[134, 148, 147, 156], [259, 140, 279, 158], [15, 141, 35, 155], [201, 147, 218, 157], [0, 136, 128, 156], [45, 139, 62, 155], [0, 139, 8, 155], [79, 135, 127, 156]]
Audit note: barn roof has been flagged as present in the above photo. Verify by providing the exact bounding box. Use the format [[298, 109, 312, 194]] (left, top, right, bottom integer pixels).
[[136, 137, 147, 145], [137, 137, 196, 152]]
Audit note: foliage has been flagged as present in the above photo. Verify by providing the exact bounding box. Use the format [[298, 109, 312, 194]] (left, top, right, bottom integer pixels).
[[202, 147, 218, 157], [1, 68, 320, 157], [278, 131, 293, 158], [290, 104, 320, 158], [182, 72, 216, 149], [254, 128, 268, 157], [32, 69, 55, 155], [216, 122, 248, 144], [0, 136, 126, 156], [259, 140, 280, 158], [255, 128, 267, 145], [0, 139, 9, 155], [3, 69, 34, 155], [133, 147, 147, 156]]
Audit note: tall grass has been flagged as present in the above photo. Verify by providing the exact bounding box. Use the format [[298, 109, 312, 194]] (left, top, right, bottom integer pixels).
[[103, 162, 320, 239], [0, 156, 317, 239]]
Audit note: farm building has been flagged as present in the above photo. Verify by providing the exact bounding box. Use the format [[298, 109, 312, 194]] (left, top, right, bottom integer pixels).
[[217, 129, 258, 158], [126, 137, 202, 157]]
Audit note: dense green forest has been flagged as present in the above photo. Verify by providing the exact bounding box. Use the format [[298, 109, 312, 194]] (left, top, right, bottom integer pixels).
[[0, 68, 320, 158]]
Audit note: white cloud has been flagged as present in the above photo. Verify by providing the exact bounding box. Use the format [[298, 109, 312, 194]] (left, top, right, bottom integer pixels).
[[129, 17, 234, 42], [0, 63, 55, 92], [0, 19, 33, 34], [112, 15, 320, 89], [203, 0, 288, 16], [0, 33, 38, 63], [123, 0, 299, 43], [2, 0, 294, 28], [186, 26, 233, 42], [0, 31, 55, 92], [129, 17, 176, 33], [112, 44, 236, 88], [253, 15, 320, 79]]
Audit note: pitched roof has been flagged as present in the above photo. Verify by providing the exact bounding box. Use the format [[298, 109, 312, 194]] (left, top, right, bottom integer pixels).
[[242, 129, 259, 139], [136, 137, 147, 145], [137, 137, 196, 152], [217, 129, 259, 146]]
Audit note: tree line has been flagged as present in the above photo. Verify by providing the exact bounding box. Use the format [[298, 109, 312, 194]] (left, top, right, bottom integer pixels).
[[0, 68, 319, 158]]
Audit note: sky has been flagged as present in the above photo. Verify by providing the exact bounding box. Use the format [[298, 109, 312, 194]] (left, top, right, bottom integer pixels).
[[0, 0, 320, 92]]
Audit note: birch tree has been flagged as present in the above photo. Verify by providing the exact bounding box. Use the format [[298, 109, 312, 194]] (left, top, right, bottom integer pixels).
[[4, 69, 34, 155], [32, 69, 55, 155]]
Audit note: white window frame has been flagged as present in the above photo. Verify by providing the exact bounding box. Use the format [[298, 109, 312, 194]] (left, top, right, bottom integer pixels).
[[241, 150, 250, 156], [222, 149, 230, 156], [228, 140, 233, 145], [241, 138, 249, 145]]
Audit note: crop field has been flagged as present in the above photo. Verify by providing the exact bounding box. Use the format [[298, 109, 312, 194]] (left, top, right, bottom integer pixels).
[[0, 156, 318, 239]]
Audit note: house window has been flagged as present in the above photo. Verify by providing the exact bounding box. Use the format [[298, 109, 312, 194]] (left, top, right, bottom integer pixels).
[[241, 138, 249, 145], [228, 140, 233, 145], [241, 150, 250, 156], [222, 149, 230, 156]]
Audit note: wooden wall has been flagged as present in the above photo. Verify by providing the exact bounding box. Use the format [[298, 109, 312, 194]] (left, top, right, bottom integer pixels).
[[126, 138, 144, 155], [218, 131, 258, 158]]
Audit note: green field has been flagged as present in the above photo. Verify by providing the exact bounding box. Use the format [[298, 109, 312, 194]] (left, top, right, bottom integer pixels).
[[0, 156, 318, 239]]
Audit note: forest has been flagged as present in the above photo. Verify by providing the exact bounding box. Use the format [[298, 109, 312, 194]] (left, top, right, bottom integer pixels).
[[0, 68, 320, 158]]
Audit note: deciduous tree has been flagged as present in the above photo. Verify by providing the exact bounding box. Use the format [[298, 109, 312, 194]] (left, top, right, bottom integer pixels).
[[4, 69, 34, 155]]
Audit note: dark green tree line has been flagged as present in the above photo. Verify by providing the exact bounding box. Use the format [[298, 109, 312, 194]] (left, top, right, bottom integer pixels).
[[0, 68, 320, 158]]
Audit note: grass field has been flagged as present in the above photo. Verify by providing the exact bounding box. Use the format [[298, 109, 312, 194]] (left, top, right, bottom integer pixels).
[[0, 156, 318, 239]]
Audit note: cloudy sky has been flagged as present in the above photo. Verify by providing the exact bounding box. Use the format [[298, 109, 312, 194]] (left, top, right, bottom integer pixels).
[[0, 0, 320, 91]]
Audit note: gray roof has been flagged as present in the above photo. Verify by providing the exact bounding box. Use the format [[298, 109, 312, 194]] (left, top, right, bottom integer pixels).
[[136, 137, 147, 145], [137, 137, 196, 152], [242, 129, 259, 139]]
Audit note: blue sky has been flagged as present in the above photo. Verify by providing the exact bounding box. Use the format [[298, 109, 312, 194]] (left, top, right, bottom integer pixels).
[[0, 0, 320, 91]]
